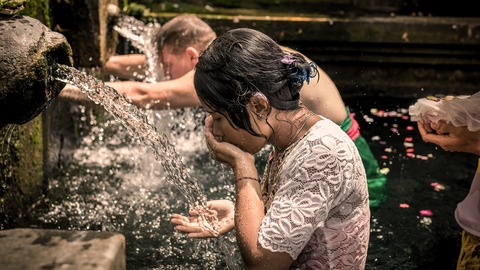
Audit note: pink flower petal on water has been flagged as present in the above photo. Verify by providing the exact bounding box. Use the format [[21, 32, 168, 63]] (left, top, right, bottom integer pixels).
[[434, 184, 445, 191], [399, 203, 410, 208], [380, 168, 390, 174], [419, 155, 429, 160], [388, 111, 397, 117], [404, 142, 414, 148], [420, 209, 433, 216]]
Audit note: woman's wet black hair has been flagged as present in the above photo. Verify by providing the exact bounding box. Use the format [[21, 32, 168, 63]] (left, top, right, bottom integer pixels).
[[194, 28, 318, 136]]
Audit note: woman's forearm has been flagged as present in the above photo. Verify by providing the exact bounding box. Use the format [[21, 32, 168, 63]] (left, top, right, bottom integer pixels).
[[232, 156, 265, 267]]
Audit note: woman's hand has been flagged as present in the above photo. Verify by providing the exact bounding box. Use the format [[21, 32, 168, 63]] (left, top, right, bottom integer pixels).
[[170, 200, 235, 238], [204, 116, 254, 168], [417, 121, 480, 156]]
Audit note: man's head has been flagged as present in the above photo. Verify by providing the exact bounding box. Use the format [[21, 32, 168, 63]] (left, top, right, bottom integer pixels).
[[156, 14, 216, 79]]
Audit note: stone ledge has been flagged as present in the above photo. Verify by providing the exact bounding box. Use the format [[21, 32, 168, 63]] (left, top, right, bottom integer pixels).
[[0, 228, 126, 270], [194, 14, 480, 96]]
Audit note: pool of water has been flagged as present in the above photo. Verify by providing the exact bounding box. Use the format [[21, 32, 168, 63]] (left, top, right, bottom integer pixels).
[[346, 95, 476, 270], [12, 94, 477, 269]]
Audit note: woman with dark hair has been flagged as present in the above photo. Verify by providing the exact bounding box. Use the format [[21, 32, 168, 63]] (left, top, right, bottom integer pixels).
[[61, 15, 387, 208], [171, 28, 370, 270]]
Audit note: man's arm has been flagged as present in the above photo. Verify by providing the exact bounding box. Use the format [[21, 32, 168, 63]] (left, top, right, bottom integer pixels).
[[59, 70, 201, 110], [104, 54, 148, 81], [107, 69, 201, 110]]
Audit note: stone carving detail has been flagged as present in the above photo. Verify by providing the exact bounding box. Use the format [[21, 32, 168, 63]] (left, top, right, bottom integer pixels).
[[0, 15, 73, 127]]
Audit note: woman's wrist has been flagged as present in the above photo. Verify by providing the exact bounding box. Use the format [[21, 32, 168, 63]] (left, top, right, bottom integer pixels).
[[232, 154, 256, 174], [236, 176, 260, 183]]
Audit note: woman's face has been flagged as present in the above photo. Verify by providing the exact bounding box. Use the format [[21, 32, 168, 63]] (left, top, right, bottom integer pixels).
[[204, 108, 267, 155]]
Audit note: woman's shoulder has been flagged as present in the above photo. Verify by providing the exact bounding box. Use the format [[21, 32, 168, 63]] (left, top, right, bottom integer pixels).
[[307, 118, 348, 139], [294, 118, 358, 156]]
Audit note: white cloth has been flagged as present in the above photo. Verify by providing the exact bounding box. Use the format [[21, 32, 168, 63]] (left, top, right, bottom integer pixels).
[[259, 119, 370, 270], [455, 158, 480, 237], [408, 91, 480, 131]]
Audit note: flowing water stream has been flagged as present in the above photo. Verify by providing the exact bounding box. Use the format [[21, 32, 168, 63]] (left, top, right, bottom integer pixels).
[[112, 14, 163, 82], [48, 64, 248, 269], [21, 15, 246, 268]]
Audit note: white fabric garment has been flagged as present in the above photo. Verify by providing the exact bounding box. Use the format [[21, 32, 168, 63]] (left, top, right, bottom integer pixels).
[[260, 118, 371, 270], [408, 91, 480, 131], [455, 158, 480, 237]]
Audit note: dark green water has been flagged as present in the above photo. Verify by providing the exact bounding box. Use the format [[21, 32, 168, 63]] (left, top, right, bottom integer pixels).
[[347, 95, 476, 270]]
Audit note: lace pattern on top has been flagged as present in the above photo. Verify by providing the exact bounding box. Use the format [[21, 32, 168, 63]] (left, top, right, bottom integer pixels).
[[259, 119, 370, 270]]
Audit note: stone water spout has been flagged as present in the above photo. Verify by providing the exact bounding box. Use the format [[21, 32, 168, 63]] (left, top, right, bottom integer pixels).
[[0, 13, 73, 128]]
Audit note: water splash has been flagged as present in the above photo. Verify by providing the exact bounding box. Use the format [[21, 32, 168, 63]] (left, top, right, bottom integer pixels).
[[113, 15, 163, 82], [53, 64, 221, 235]]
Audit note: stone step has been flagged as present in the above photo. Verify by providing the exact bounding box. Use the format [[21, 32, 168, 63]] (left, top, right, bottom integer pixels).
[[0, 228, 126, 270]]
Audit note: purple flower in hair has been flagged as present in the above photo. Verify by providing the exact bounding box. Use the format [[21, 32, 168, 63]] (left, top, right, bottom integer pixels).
[[281, 54, 295, 65]]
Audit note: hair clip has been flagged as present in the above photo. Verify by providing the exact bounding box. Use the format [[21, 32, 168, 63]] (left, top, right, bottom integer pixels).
[[305, 62, 319, 84], [281, 54, 295, 65], [301, 69, 309, 84]]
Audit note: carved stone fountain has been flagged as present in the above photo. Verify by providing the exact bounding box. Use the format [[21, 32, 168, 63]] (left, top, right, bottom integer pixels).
[[0, 3, 126, 269], [0, 14, 73, 128]]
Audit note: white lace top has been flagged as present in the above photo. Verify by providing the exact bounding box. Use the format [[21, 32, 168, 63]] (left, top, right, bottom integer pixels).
[[259, 118, 370, 270]]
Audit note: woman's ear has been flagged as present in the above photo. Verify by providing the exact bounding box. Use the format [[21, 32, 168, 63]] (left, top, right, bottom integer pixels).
[[249, 93, 270, 119]]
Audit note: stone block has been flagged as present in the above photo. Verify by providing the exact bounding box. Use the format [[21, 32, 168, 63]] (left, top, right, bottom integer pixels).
[[0, 228, 126, 270]]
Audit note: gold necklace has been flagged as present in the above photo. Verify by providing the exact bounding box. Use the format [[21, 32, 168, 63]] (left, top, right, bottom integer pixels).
[[286, 112, 315, 147], [262, 111, 316, 209]]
